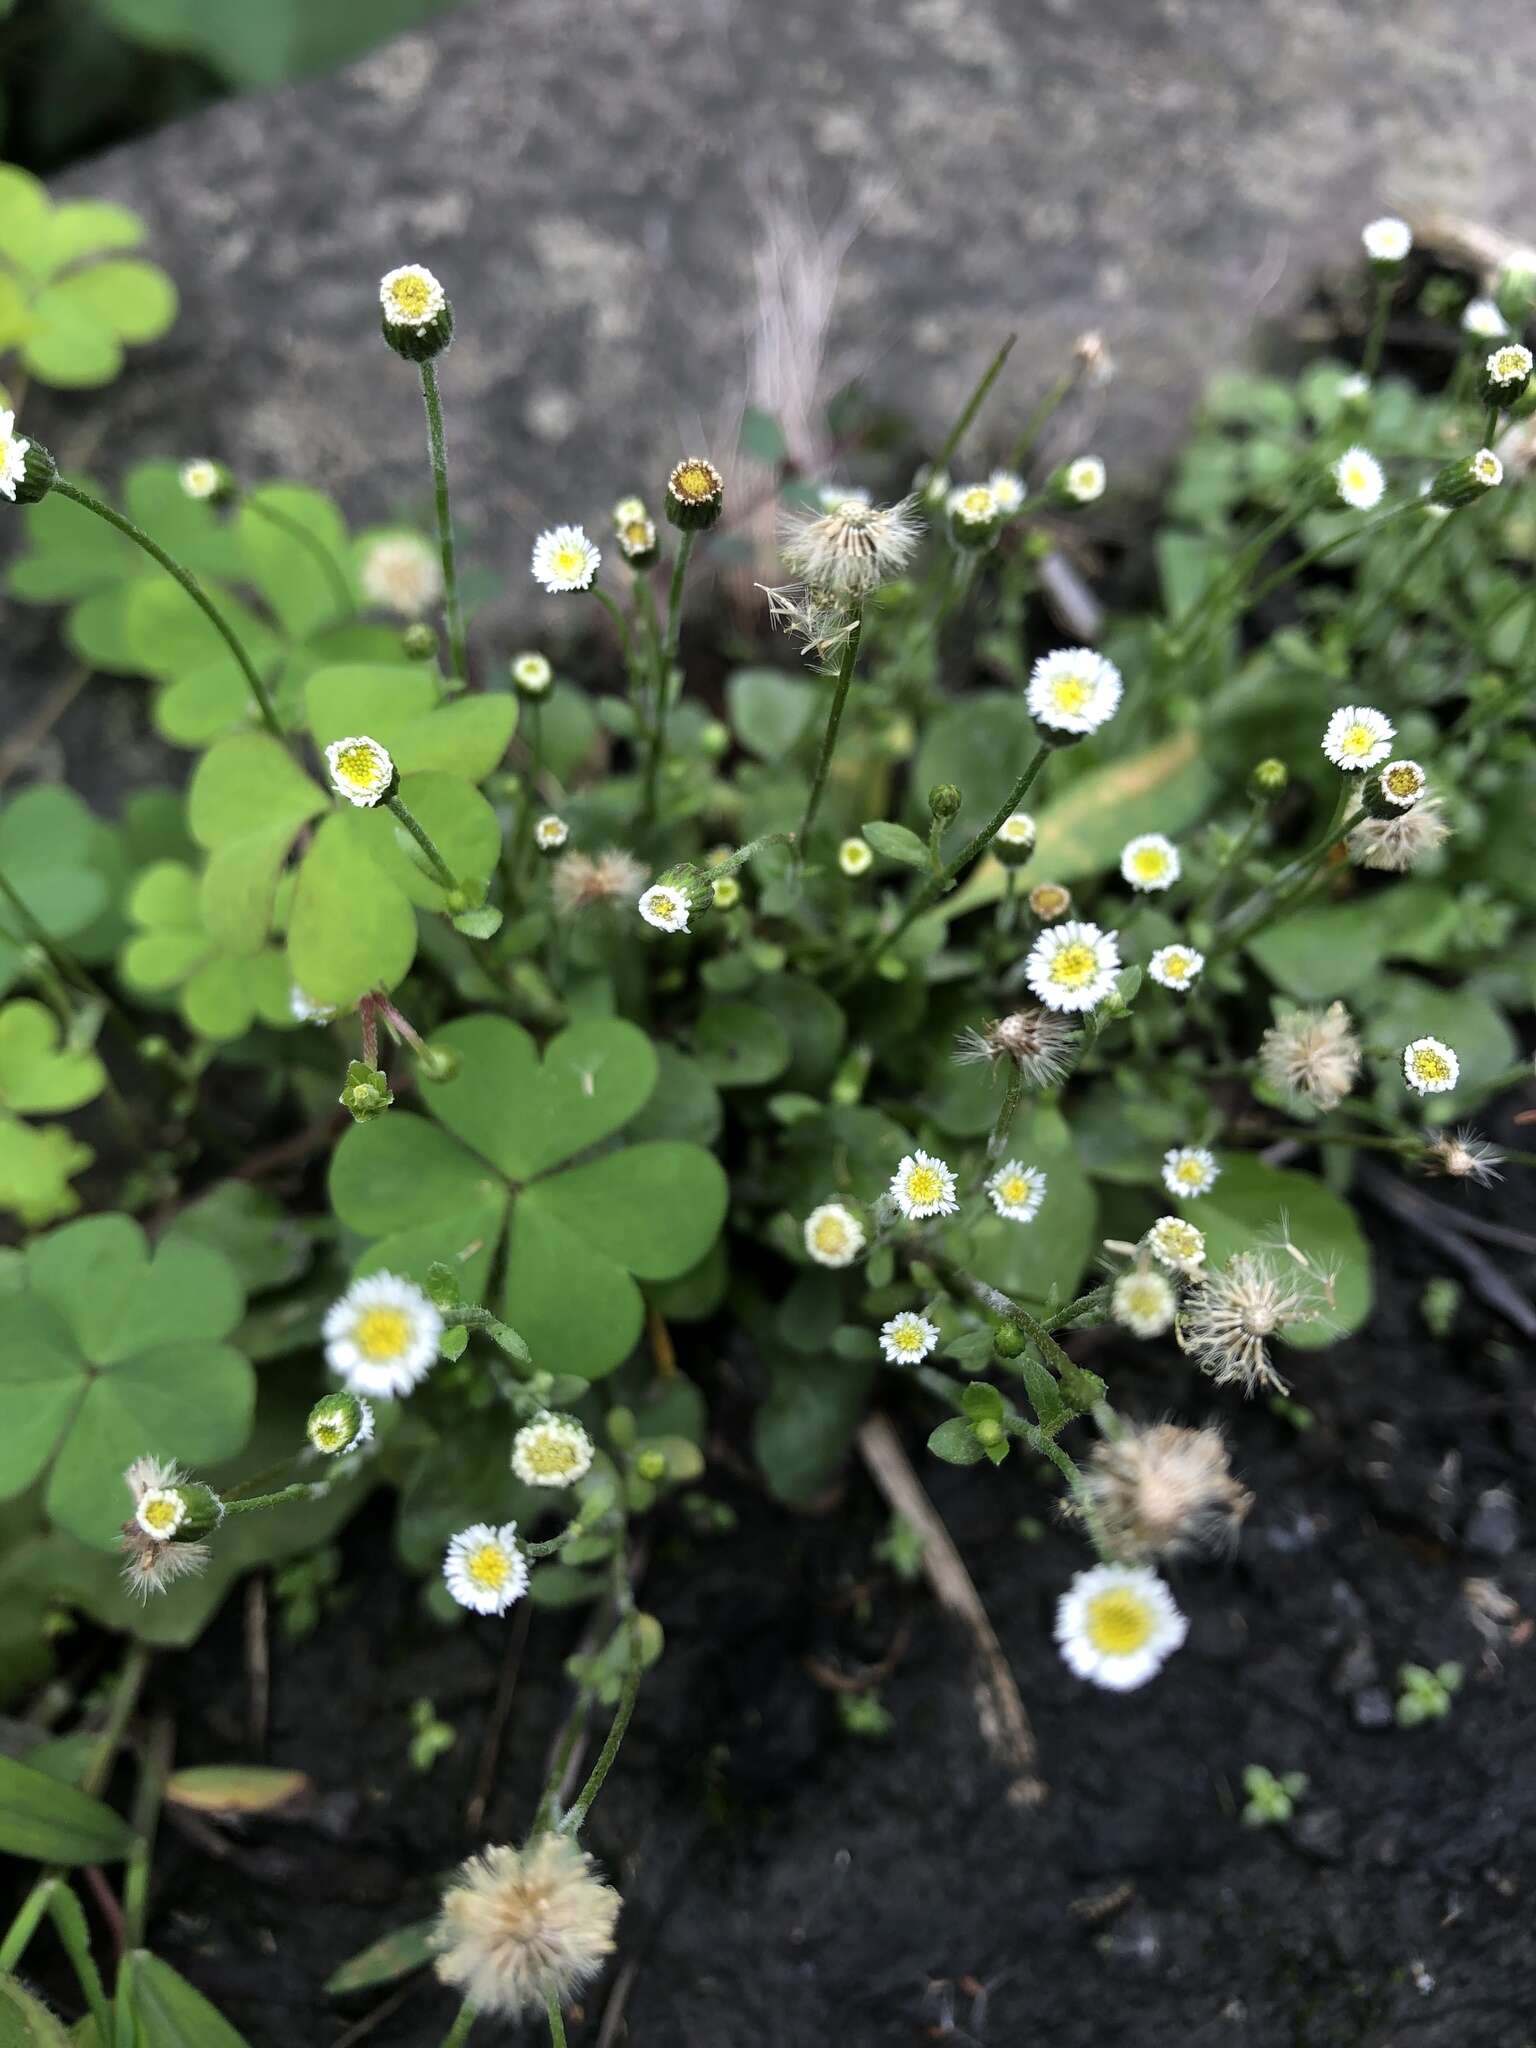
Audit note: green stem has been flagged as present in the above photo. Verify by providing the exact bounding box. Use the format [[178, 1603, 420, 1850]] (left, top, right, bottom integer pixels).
[[439, 2001, 478, 2048], [122, 1716, 173, 1953], [1185, 802, 1267, 928], [796, 613, 864, 851], [0, 1878, 56, 1974], [1009, 365, 1074, 471], [47, 1884, 113, 2044], [558, 1629, 642, 1837], [52, 480, 284, 743], [222, 1482, 319, 1515], [1484, 403, 1501, 446], [385, 792, 460, 896], [1361, 275, 1393, 381], [590, 585, 633, 670], [419, 361, 468, 685], [935, 333, 1017, 470], [547, 1994, 569, 2047], [240, 493, 354, 625], [1217, 789, 1364, 949], [987, 1059, 1024, 1160], [1355, 515, 1451, 647], [1244, 502, 1415, 614], [642, 531, 696, 825]]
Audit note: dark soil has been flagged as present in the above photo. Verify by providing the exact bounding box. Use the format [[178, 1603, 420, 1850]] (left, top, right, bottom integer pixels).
[[19, 1085, 1505, 2048]]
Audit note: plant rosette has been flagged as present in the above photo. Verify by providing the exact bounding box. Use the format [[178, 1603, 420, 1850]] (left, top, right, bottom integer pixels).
[[329, 1015, 728, 1377]]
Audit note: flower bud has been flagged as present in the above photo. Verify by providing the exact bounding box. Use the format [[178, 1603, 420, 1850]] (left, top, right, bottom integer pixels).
[[993, 812, 1036, 867], [379, 264, 453, 362], [635, 1448, 669, 1483], [666, 457, 724, 532], [992, 1320, 1028, 1360], [13, 438, 57, 506], [1496, 248, 1536, 324], [699, 718, 730, 759], [1250, 756, 1289, 798], [1479, 343, 1533, 410], [179, 458, 234, 505], [638, 864, 715, 934], [1028, 881, 1072, 921], [510, 651, 553, 697], [340, 1059, 393, 1122], [973, 1416, 1005, 1448], [616, 513, 660, 570], [1058, 1362, 1107, 1413], [1430, 447, 1503, 508], [946, 483, 1001, 548], [1362, 758, 1427, 817], [928, 782, 962, 822], [1361, 215, 1411, 274], [416, 1042, 461, 1084], [402, 621, 437, 661], [307, 1390, 373, 1456]]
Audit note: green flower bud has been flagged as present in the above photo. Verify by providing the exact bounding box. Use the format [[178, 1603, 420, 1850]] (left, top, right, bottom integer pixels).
[[992, 1321, 1028, 1360], [1479, 341, 1533, 411], [928, 782, 962, 821], [699, 719, 731, 759], [13, 438, 57, 506], [416, 1043, 461, 1084], [307, 1390, 371, 1456], [1430, 447, 1503, 508], [665, 457, 724, 532], [340, 1059, 393, 1123], [1057, 1362, 1107, 1414], [171, 1482, 225, 1539], [1250, 756, 1289, 798], [973, 1416, 1005, 1448], [1496, 249, 1536, 324], [402, 621, 437, 661], [635, 1448, 669, 1483], [379, 264, 453, 362]]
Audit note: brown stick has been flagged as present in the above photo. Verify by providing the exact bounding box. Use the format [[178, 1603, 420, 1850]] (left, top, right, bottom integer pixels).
[[856, 1412, 1046, 1807]]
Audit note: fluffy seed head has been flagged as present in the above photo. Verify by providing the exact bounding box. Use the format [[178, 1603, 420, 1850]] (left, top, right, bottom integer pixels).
[[361, 534, 442, 618], [1259, 1001, 1361, 1112], [779, 494, 922, 597], [761, 581, 860, 668], [434, 1835, 621, 2019], [1084, 1423, 1252, 1562], [1423, 1127, 1503, 1185], [1177, 1250, 1331, 1393], [952, 1008, 1079, 1090], [1347, 798, 1450, 872], [551, 849, 648, 915]]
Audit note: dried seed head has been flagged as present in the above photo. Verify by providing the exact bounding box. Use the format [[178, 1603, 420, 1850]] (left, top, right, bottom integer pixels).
[[1083, 1423, 1253, 1562], [1176, 1250, 1331, 1394], [1346, 798, 1450, 873], [1258, 1001, 1362, 1113], [550, 849, 649, 915], [952, 1007, 1079, 1090], [779, 494, 922, 598], [434, 1835, 621, 2020], [1422, 1126, 1504, 1186]]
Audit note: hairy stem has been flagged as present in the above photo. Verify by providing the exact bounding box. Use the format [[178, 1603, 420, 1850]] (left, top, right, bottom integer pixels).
[[796, 613, 864, 851], [419, 360, 468, 684]]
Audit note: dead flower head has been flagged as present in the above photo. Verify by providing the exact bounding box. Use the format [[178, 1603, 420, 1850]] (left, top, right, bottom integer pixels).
[[550, 848, 649, 916], [1347, 797, 1451, 873], [1422, 1126, 1504, 1186], [1258, 1001, 1362, 1113], [434, 1834, 621, 2021], [1083, 1422, 1252, 1562], [1176, 1245, 1334, 1395], [778, 493, 922, 599], [953, 1007, 1079, 1090]]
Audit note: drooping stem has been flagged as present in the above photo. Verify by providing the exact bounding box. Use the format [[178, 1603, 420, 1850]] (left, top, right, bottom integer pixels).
[[1009, 365, 1074, 472], [559, 1627, 643, 1837], [796, 613, 864, 851], [642, 530, 697, 824], [385, 792, 460, 897], [419, 360, 468, 684], [51, 479, 285, 742], [240, 492, 354, 625]]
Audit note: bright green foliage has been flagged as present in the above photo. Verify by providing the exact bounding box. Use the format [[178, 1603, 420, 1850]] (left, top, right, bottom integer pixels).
[[0, 1001, 105, 1113], [1241, 1763, 1308, 1826], [0, 1753, 137, 1863], [0, 1215, 250, 1546], [0, 1116, 94, 1227], [0, 164, 177, 391], [330, 1015, 728, 1378], [0, 786, 120, 999], [1395, 1660, 1463, 1728]]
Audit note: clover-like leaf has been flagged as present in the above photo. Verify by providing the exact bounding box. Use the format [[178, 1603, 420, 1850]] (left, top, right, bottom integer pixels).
[[0, 1000, 105, 1113], [329, 1015, 727, 1378], [304, 663, 515, 783], [0, 785, 117, 998], [0, 1215, 252, 1546], [0, 1114, 94, 1228], [120, 857, 293, 1039]]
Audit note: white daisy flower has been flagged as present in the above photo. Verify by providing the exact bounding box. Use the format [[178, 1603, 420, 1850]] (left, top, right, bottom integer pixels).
[[323, 1271, 443, 1398], [616, 514, 658, 562], [1120, 833, 1181, 892], [1148, 1215, 1207, 1274], [995, 812, 1036, 853], [1162, 1146, 1220, 1199], [534, 815, 569, 851], [878, 1310, 941, 1364], [1471, 448, 1504, 489], [1334, 446, 1385, 510], [804, 1201, 867, 1269], [511, 1415, 595, 1489], [531, 525, 601, 593], [444, 1523, 529, 1616], [1321, 704, 1395, 771], [1055, 1562, 1188, 1691], [1361, 216, 1411, 264], [1403, 1036, 1459, 1095], [1462, 296, 1508, 339], [379, 264, 447, 328], [179, 458, 223, 501], [947, 482, 999, 534], [1147, 943, 1204, 992], [838, 836, 874, 877], [1026, 648, 1123, 736], [612, 495, 649, 528], [1113, 1269, 1177, 1338], [1024, 920, 1121, 1013], [988, 469, 1027, 514], [361, 533, 442, 618], [1064, 455, 1106, 503], [889, 1150, 959, 1221], [0, 409, 32, 502], [1375, 759, 1427, 808], [325, 735, 395, 807], [135, 1487, 188, 1541], [511, 651, 553, 694], [1485, 342, 1533, 390], [637, 882, 690, 933], [986, 1160, 1046, 1223]]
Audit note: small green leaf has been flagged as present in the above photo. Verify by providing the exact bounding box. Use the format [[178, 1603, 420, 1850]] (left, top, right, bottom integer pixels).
[[165, 1765, 309, 1815], [692, 1003, 792, 1087], [324, 1918, 438, 1997], [0, 1754, 135, 1863], [0, 1001, 106, 1113], [927, 1417, 986, 1465], [118, 1951, 251, 2048], [725, 667, 817, 761], [862, 820, 932, 870]]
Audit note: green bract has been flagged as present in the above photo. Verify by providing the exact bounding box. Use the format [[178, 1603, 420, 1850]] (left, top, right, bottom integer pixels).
[[0, 1215, 250, 1546], [330, 1015, 728, 1376]]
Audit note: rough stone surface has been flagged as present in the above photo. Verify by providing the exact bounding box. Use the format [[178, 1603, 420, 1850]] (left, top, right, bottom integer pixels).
[[17, 0, 1536, 645]]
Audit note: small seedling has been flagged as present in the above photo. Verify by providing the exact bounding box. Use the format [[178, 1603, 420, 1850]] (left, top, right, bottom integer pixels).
[[1241, 1763, 1308, 1826], [1395, 1661, 1463, 1728]]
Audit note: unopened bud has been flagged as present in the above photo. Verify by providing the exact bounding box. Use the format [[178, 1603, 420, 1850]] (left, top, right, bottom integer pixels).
[[1250, 757, 1289, 798], [928, 782, 962, 821], [665, 456, 724, 532], [379, 264, 453, 362], [402, 621, 436, 660]]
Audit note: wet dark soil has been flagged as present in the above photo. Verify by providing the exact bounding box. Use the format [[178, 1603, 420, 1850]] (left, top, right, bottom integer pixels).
[[52, 1083, 1518, 2048]]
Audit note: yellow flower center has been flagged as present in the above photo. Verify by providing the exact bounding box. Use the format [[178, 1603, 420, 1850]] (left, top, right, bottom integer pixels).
[[1031, 886, 1069, 917], [672, 462, 718, 503], [813, 1215, 850, 1254], [312, 1418, 346, 1450], [891, 1323, 926, 1354], [1385, 765, 1419, 797], [1411, 1047, 1452, 1084], [523, 1434, 580, 1478], [1492, 347, 1526, 381], [1049, 673, 1091, 714], [389, 273, 434, 319], [466, 1543, 512, 1590], [650, 892, 678, 921], [1162, 952, 1191, 980], [905, 1164, 944, 1204], [1343, 463, 1370, 493], [355, 1306, 412, 1361], [551, 542, 589, 578], [957, 488, 993, 521], [1174, 1158, 1206, 1186], [1340, 723, 1374, 757], [621, 520, 651, 550], [336, 743, 382, 788], [1000, 817, 1031, 844], [1083, 1587, 1156, 1656], [1000, 1175, 1031, 1205], [1157, 1222, 1202, 1260], [1123, 1278, 1164, 1313], [1048, 941, 1097, 987], [141, 1494, 181, 1536], [1130, 847, 1169, 881]]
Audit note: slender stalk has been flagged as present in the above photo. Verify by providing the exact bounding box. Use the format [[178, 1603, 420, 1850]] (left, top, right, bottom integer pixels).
[[222, 1482, 320, 1515], [385, 792, 460, 896], [1217, 788, 1363, 949], [122, 1716, 173, 1953], [935, 332, 1017, 470], [547, 1994, 569, 2047], [642, 531, 696, 824], [796, 614, 864, 850], [419, 361, 468, 685], [239, 493, 354, 624], [1361, 275, 1394, 381], [0, 1877, 56, 1973], [987, 1060, 1024, 1160], [47, 1883, 113, 2042], [439, 2001, 478, 2048], [51, 480, 284, 742], [1483, 403, 1501, 446], [1009, 366, 1074, 471], [559, 1631, 642, 1837], [590, 585, 633, 670], [1243, 502, 1414, 613]]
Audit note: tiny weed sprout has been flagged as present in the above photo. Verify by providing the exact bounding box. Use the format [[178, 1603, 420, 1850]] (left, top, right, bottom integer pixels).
[[0, 186, 1533, 2048]]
